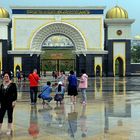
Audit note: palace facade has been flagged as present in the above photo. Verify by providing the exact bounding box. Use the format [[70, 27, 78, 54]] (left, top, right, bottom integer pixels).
[[0, 5, 138, 76]]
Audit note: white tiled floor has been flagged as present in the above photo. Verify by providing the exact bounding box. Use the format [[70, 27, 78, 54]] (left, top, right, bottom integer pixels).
[[0, 77, 140, 140]]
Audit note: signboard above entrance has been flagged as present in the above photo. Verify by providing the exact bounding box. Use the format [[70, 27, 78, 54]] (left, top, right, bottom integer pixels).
[[12, 9, 104, 15]]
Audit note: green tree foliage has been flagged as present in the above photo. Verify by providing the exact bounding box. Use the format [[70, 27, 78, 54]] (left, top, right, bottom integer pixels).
[[131, 46, 140, 63]]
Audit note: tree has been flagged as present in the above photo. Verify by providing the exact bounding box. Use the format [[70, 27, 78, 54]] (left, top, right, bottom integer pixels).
[[131, 46, 140, 63]]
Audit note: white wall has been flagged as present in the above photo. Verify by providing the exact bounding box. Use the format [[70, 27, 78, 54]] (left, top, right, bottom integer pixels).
[[0, 25, 8, 40], [108, 25, 131, 40], [12, 14, 104, 51]]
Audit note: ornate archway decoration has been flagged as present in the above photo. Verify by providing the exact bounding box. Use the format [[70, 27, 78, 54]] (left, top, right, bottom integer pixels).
[[114, 56, 125, 76], [30, 22, 86, 51], [95, 64, 102, 77]]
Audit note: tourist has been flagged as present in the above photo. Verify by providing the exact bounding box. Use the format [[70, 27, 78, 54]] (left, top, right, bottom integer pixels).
[[67, 70, 78, 104], [78, 69, 88, 105], [28, 69, 40, 105], [54, 81, 65, 104], [0, 71, 17, 135], [16, 69, 21, 82], [57, 70, 66, 86], [39, 81, 53, 105]]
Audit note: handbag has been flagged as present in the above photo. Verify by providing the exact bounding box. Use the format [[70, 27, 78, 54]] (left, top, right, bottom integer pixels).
[[38, 93, 42, 98]]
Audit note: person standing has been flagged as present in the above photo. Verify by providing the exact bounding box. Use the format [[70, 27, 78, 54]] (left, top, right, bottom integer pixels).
[[67, 70, 78, 104], [78, 69, 88, 105], [57, 70, 66, 86], [28, 69, 40, 105], [16, 70, 21, 82], [0, 71, 17, 135]]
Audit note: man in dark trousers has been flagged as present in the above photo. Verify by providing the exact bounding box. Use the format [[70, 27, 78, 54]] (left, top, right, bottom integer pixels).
[[28, 69, 40, 105]]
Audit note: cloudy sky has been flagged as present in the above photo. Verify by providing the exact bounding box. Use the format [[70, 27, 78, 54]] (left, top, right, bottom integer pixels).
[[0, 0, 139, 37]]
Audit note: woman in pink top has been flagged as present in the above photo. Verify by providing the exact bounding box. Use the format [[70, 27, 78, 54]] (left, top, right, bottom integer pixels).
[[78, 69, 88, 105]]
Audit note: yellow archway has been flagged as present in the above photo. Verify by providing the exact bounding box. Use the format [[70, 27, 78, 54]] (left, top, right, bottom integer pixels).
[[0, 61, 1, 71], [114, 56, 125, 76], [14, 65, 21, 77], [94, 64, 102, 77]]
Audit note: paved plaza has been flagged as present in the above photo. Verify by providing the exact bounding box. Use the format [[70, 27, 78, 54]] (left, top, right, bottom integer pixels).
[[0, 77, 140, 140]]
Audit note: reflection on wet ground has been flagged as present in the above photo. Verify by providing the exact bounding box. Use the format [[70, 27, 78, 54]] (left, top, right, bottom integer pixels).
[[1, 77, 140, 140]]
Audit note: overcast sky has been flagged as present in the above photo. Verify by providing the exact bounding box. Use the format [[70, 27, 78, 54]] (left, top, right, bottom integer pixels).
[[0, 0, 139, 37]]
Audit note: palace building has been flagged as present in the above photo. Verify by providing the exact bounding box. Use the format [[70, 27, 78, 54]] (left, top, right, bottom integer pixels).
[[0, 5, 137, 77]]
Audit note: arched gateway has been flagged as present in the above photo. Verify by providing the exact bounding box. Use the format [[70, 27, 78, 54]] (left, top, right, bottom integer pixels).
[[0, 6, 134, 77], [31, 22, 86, 51], [30, 22, 86, 74]]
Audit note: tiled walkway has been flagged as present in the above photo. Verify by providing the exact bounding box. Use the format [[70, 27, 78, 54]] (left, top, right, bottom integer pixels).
[[0, 77, 140, 140]]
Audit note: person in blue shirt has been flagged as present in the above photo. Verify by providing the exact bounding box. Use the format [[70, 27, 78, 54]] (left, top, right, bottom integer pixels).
[[67, 70, 78, 104], [54, 81, 65, 104], [40, 81, 52, 105]]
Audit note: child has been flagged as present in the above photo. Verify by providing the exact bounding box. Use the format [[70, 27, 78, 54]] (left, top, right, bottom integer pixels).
[[54, 81, 65, 104], [40, 81, 52, 105]]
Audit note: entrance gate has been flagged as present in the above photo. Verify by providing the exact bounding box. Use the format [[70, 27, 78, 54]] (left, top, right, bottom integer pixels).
[[41, 59, 75, 74]]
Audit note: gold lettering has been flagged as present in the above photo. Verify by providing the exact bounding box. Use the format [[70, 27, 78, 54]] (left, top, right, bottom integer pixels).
[[27, 10, 91, 15]]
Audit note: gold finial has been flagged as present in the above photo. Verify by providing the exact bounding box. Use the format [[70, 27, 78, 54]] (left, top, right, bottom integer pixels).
[[106, 5, 128, 19], [0, 7, 9, 18]]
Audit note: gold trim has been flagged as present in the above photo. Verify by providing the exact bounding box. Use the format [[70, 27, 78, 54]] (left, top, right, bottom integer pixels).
[[62, 17, 101, 20], [113, 78, 116, 96], [113, 55, 126, 76], [14, 57, 22, 76], [28, 21, 87, 51], [94, 77, 103, 96], [13, 18, 55, 50], [113, 77, 126, 96], [13, 17, 55, 20], [100, 18, 103, 50], [27, 21, 55, 49], [14, 64, 22, 77], [123, 77, 126, 96], [94, 64, 102, 77], [0, 43, 2, 70], [13, 17, 103, 51], [0, 60, 1, 71], [60, 20, 88, 49], [113, 42, 126, 76], [0, 56, 3, 70], [13, 18, 16, 50], [62, 17, 103, 50]]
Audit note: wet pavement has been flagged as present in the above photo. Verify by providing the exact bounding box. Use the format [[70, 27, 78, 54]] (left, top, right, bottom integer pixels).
[[0, 77, 140, 140]]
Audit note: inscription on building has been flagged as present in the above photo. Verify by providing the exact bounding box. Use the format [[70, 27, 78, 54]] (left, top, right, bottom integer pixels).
[[12, 9, 103, 15], [27, 10, 90, 15]]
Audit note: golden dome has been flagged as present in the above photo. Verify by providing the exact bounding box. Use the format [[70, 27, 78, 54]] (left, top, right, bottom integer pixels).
[[106, 6, 128, 19], [0, 7, 9, 18]]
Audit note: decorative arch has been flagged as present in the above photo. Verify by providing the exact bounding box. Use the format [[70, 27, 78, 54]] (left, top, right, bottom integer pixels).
[[30, 22, 86, 51], [94, 64, 102, 77], [114, 56, 125, 77], [15, 65, 20, 71]]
